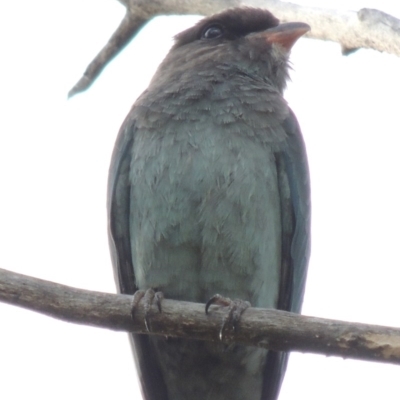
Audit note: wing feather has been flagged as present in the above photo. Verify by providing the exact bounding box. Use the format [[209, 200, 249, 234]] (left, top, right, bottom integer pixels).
[[262, 108, 311, 399]]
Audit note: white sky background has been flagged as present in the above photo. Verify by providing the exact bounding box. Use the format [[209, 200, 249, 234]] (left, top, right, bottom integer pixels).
[[1, 0, 400, 398]]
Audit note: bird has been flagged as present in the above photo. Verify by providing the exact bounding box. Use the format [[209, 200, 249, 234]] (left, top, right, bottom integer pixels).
[[107, 7, 311, 400]]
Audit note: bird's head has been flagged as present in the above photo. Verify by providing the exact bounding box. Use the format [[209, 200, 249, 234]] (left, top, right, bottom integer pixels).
[[150, 8, 309, 94]]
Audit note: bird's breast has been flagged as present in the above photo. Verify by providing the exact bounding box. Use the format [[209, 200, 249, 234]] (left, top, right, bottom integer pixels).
[[130, 117, 282, 309]]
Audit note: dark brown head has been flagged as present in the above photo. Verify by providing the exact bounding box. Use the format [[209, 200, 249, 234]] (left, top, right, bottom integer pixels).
[[174, 8, 280, 46], [150, 8, 309, 94]]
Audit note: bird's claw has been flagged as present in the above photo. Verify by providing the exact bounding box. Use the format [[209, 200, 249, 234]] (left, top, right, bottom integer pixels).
[[205, 294, 251, 341], [131, 289, 164, 332], [131, 290, 146, 317]]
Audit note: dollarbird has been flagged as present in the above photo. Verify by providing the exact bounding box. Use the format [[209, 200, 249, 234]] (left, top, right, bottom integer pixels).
[[108, 7, 311, 400]]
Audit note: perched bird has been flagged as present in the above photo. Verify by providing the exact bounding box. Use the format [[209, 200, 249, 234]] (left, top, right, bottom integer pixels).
[[108, 7, 311, 400]]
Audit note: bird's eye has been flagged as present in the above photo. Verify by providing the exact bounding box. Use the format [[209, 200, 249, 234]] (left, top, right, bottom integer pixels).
[[202, 24, 224, 39]]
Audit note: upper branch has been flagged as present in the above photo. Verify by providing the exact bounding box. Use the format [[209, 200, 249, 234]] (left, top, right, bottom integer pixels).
[[68, 0, 400, 97]]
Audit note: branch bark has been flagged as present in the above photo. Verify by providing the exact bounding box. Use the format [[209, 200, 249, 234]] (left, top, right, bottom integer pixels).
[[1, 267, 400, 365], [68, 0, 400, 96]]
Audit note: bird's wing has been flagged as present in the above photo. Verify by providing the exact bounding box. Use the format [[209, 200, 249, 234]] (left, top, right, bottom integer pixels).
[[262, 108, 311, 400], [279, 108, 311, 315], [107, 117, 136, 295], [107, 116, 169, 400]]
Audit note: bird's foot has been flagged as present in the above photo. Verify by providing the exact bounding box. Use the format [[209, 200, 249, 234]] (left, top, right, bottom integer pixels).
[[205, 294, 251, 341], [131, 289, 164, 332]]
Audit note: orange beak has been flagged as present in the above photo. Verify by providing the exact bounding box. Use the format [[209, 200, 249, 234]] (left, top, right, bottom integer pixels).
[[262, 22, 310, 51]]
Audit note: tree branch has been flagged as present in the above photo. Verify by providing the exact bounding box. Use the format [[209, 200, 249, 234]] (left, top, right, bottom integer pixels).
[[1, 267, 400, 365], [68, 0, 400, 96], [68, 13, 149, 98]]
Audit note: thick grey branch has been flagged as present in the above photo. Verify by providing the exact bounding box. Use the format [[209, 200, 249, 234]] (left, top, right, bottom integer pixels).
[[1, 267, 400, 365], [69, 0, 400, 96], [268, 3, 400, 55]]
